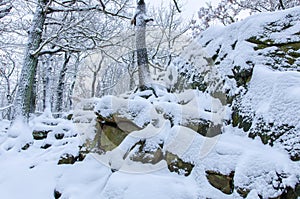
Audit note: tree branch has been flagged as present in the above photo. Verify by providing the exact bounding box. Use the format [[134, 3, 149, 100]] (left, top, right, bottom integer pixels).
[[278, 0, 285, 10], [0, 2, 12, 19], [47, 4, 131, 19], [98, 0, 106, 10], [0, 104, 13, 111], [172, 0, 181, 13], [39, 47, 63, 56]]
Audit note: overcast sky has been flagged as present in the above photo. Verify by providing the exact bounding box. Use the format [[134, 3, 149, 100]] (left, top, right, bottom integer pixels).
[[149, 0, 217, 19]]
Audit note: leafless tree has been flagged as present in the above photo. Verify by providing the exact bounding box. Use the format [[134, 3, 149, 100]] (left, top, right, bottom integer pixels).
[[0, 52, 17, 119], [14, 0, 131, 118], [131, 0, 153, 90], [148, 1, 190, 69], [195, 0, 299, 34]]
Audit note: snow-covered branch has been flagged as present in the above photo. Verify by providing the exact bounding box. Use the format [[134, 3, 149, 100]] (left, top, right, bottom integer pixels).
[[47, 4, 130, 19], [0, 104, 13, 111], [0, 0, 12, 19]]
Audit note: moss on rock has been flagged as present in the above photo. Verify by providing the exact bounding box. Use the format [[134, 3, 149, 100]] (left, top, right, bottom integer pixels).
[[129, 140, 164, 164], [206, 170, 235, 194], [165, 152, 194, 176], [32, 130, 51, 140]]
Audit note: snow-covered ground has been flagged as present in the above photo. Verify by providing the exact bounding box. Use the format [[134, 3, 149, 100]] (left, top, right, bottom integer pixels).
[[0, 104, 298, 198], [0, 106, 298, 199], [0, 6, 300, 199]]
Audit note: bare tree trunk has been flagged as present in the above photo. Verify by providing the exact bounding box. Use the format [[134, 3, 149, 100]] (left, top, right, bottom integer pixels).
[[42, 55, 53, 111], [42, 67, 47, 110], [14, 0, 48, 118], [134, 0, 152, 90], [278, 0, 285, 9], [68, 53, 80, 110], [91, 54, 103, 97], [55, 52, 70, 114], [129, 51, 136, 90], [0, 72, 12, 119], [30, 70, 37, 113], [91, 71, 97, 97], [5, 76, 12, 119]]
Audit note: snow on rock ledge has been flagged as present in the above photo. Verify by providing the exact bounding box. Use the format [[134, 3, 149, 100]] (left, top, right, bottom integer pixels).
[[196, 6, 300, 160]]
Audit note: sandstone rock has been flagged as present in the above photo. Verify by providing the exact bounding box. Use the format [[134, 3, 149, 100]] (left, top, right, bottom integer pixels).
[[32, 130, 51, 140], [236, 187, 250, 198], [206, 170, 234, 194], [57, 153, 85, 165], [92, 113, 142, 152], [129, 140, 164, 164], [58, 154, 75, 165], [165, 152, 194, 177]]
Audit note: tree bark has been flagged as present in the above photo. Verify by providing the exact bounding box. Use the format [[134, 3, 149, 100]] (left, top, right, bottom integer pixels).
[[15, 0, 48, 118], [91, 71, 97, 97], [68, 53, 80, 110], [129, 51, 136, 90], [91, 54, 104, 97], [134, 0, 152, 90], [42, 55, 53, 111], [55, 52, 70, 114], [278, 0, 285, 9]]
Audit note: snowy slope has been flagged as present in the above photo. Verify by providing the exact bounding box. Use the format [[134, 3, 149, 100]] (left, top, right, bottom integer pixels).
[[0, 6, 300, 199], [0, 107, 298, 199], [196, 6, 300, 160]]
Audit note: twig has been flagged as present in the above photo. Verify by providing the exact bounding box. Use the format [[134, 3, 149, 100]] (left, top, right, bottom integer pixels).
[[173, 0, 181, 13], [98, 0, 106, 10], [0, 104, 13, 111]]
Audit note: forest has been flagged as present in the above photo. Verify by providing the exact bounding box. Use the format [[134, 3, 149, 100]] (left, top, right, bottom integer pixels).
[[0, 0, 299, 198]]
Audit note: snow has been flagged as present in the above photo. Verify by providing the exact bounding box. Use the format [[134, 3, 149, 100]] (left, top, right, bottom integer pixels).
[[95, 88, 227, 131], [242, 66, 300, 128], [100, 171, 198, 199], [1, 6, 300, 199], [198, 6, 300, 80], [1, 94, 298, 199], [196, 6, 300, 158]]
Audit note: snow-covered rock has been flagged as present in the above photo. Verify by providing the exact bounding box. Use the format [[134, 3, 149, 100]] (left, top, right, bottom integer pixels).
[[0, 6, 300, 199], [196, 6, 300, 161]]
